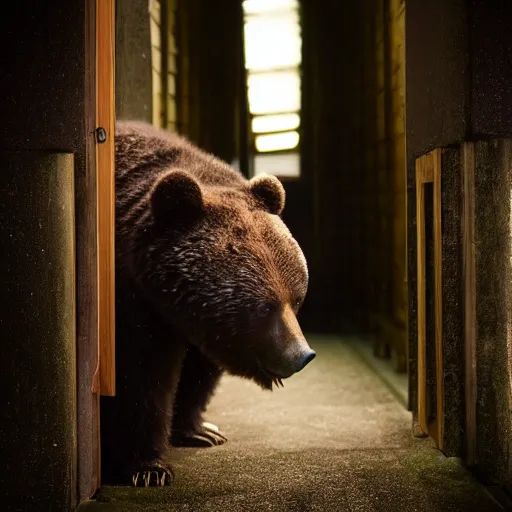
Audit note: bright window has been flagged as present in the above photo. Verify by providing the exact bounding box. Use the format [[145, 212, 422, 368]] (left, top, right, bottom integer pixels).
[[252, 113, 300, 133], [255, 131, 300, 152], [243, 0, 301, 178], [247, 71, 300, 115], [244, 12, 301, 71], [243, 0, 297, 15]]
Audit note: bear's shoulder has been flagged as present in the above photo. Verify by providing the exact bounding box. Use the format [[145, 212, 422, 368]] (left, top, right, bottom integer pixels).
[[115, 120, 246, 189]]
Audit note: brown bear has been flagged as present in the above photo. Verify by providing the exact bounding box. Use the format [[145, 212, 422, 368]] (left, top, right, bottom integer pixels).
[[100, 121, 315, 487]]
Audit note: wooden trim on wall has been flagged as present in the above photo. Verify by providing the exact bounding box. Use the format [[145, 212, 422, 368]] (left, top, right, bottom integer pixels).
[[415, 149, 444, 450], [462, 141, 477, 466], [96, 0, 116, 397], [415, 155, 428, 433], [433, 149, 444, 451], [161, 0, 170, 129]]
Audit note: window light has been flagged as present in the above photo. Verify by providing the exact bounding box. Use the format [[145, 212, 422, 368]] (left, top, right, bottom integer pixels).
[[254, 153, 300, 178], [247, 71, 301, 115], [243, 0, 297, 16], [252, 113, 300, 133], [255, 131, 300, 152], [244, 12, 301, 70]]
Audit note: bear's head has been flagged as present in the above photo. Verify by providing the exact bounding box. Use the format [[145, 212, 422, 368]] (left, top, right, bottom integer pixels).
[[138, 169, 315, 390]]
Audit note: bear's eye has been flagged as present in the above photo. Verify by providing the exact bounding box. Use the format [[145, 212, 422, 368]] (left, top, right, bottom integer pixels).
[[292, 298, 303, 312], [227, 242, 240, 255], [256, 301, 278, 317]]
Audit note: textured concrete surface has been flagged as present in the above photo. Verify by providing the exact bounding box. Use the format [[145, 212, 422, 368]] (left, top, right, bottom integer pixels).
[[0, 152, 77, 512], [345, 336, 408, 407], [97, 337, 501, 511], [472, 140, 512, 492]]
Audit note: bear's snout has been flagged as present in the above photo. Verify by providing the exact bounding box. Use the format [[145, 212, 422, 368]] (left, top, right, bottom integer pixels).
[[294, 349, 316, 372], [263, 304, 316, 378], [278, 340, 316, 376]]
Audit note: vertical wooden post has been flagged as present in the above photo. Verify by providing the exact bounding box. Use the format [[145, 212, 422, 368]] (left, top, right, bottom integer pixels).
[[96, 0, 116, 397], [415, 149, 444, 450], [415, 155, 431, 434], [432, 149, 444, 451]]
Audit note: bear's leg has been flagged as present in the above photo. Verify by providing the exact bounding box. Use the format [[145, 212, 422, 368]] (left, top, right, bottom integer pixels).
[[171, 343, 227, 447], [101, 291, 187, 487]]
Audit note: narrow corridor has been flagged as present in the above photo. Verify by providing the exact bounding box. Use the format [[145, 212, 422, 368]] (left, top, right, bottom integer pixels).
[[98, 338, 501, 511]]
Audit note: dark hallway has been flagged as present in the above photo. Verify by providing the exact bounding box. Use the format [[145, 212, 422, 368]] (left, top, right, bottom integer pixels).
[[93, 0, 512, 508], [2, 0, 512, 511]]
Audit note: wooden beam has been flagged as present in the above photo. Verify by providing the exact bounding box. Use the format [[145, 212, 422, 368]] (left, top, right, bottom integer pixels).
[[433, 148, 444, 452], [415, 153, 429, 434], [96, 0, 116, 397]]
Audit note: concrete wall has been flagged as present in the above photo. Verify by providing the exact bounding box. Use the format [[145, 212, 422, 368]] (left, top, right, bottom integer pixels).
[[116, 0, 153, 122], [0, 0, 94, 508], [0, 153, 76, 512], [406, 0, 512, 491]]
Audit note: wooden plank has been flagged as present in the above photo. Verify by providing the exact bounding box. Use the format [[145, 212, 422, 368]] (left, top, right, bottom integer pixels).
[[462, 141, 477, 466], [416, 149, 445, 449], [378, 314, 407, 373], [96, 0, 116, 397], [416, 154, 434, 184], [415, 156, 428, 434], [161, 0, 170, 129], [432, 148, 444, 451]]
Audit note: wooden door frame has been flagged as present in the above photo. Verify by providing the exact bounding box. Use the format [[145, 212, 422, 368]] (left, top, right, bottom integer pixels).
[[95, 0, 116, 398], [415, 149, 444, 451], [78, 0, 116, 502]]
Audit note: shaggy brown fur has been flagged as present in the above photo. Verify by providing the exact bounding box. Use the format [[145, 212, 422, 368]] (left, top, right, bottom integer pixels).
[[100, 121, 313, 487]]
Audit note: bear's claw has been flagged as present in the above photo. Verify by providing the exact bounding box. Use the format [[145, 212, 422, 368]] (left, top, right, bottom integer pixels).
[[171, 421, 228, 448], [131, 462, 174, 487]]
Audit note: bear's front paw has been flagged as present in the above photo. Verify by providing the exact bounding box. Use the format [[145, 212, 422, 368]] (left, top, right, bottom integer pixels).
[[131, 461, 174, 487], [171, 421, 228, 448]]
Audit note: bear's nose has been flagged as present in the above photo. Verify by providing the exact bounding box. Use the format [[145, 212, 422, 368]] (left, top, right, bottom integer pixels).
[[295, 349, 316, 372]]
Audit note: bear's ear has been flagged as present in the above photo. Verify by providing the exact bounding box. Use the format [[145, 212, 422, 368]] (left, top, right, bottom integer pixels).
[[249, 174, 285, 215], [150, 170, 204, 229]]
